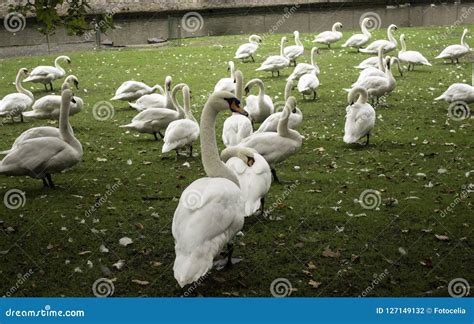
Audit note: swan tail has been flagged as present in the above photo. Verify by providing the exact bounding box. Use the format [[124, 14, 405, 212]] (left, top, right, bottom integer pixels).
[[434, 95, 445, 101], [128, 102, 142, 110], [423, 61, 432, 66], [23, 76, 34, 82], [358, 48, 373, 54], [343, 88, 352, 93], [255, 66, 266, 71], [119, 123, 135, 129], [21, 111, 40, 118]]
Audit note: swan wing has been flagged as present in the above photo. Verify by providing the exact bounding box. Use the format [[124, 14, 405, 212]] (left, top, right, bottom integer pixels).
[[235, 43, 257, 58]]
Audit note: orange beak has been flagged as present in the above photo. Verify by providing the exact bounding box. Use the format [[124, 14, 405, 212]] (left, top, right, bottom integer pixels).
[[230, 101, 248, 117]]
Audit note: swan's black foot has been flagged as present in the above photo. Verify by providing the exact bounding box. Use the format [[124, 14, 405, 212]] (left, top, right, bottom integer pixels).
[[46, 174, 55, 189]]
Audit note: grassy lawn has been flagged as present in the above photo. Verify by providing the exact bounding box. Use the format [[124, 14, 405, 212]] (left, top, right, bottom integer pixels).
[[0, 24, 472, 297]]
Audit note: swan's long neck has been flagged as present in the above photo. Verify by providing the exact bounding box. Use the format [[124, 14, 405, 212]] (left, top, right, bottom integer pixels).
[[220, 147, 252, 164], [311, 48, 316, 67], [59, 94, 81, 153], [361, 20, 371, 37], [277, 104, 291, 138], [377, 49, 385, 72], [16, 71, 33, 99], [55, 57, 66, 74], [235, 71, 243, 101], [400, 36, 407, 52], [280, 38, 286, 57], [249, 35, 258, 45], [229, 61, 235, 80], [350, 88, 368, 104], [332, 24, 338, 32], [153, 85, 165, 95], [295, 32, 302, 46], [171, 85, 185, 118], [388, 27, 397, 45], [284, 80, 292, 101], [385, 61, 395, 84], [461, 30, 469, 49], [183, 87, 195, 122], [200, 101, 239, 186]]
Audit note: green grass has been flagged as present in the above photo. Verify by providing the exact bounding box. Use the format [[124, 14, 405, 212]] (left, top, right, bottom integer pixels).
[[0, 25, 473, 297]]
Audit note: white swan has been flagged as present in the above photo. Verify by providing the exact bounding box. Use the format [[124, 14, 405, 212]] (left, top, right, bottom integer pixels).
[[235, 35, 262, 62], [313, 22, 343, 49], [162, 85, 200, 157], [239, 96, 302, 183], [23, 75, 82, 120], [172, 91, 248, 288], [214, 61, 236, 94], [344, 87, 376, 145], [129, 76, 172, 111], [221, 147, 271, 216], [298, 70, 320, 100], [342, 18, 372, 51], [222, 70, 253, 147], [436, 28, 470, 64], [435, 83, 474, 103], [256, 79, 303, 133], [244, 78, 274, 123], [287, 47, 320, 82], [398, 34, 431, 70], [120, 83, 186, 140], [111, 80, 162, 102], [0, 68, 34, 122], [283, 31, 304, 66], [349, 57, 396, 105], [23, 55, 71, 91], [0, 88, 82, 188], [256, 37, 290, 77], [360, 24, 398, 54], [353, 47, 387, 85]]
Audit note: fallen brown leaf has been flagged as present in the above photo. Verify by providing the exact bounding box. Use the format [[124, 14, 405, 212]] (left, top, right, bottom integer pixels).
[[435, 234, 449, 241], [322, 246, 340, 258], [308, 280, 322, 289]]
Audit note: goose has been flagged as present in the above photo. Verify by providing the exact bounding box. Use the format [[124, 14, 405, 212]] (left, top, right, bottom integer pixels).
[[0, 68, 34, 122], [120, 83, 186, 140], [221, 146, 271, 216], [238, 96, 302, 183], [23, 75, 82, 120], [342, 18, 372, 51], [111, 80, 162, 102], [398, 34, 431, 70], [436, 28, 470, 64], [349, 57, 396, 105], [23, 55, 71, 91], [234, 35, 262, 62], [344, 87, 376, 146], [129, 76, 173, 111], [162, 85, 200, 158], [222, 70, 253, 147], [283, 31, 304, 66], [0, 88, 82, 188], [256, 37, 290, 77], [435, 83, 474, 103], [244, 78, 274, 123], [297, 70, 320, 100], [287, 47, 320, 82], [172, 91, 248, 288], [360, 24, 398, 54], [256, 79, 303, 133], [313, 22, 343, 49], [214, 61, 236, 94]]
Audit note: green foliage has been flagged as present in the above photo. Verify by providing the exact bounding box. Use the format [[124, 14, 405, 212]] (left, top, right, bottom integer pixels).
[[9, 0, 113, 37]]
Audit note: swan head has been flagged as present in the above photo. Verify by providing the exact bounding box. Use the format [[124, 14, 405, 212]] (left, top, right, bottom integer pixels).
[[284, 96, 297, 115], [334, 22, 343, 30], [227, 61, 235, 72], [293, 30, 300, 36], [19, 68, 29, 76], [210, 91, 248, 117], [348, 87, 368, 105], [361, 18, 371, 27], [63, 75, 79, 90], [221, 147, 257, 166], [57, 55, 72, 64], [389, 24, 398, 31], [311, 47, 320, 55], [62, 88, 75, 103], [165, 76, 172, 91], [400, 33, 406, 42]]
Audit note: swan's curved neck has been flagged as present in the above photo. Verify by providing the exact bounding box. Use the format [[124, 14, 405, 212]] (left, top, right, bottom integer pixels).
[[400, 36, 407, 52], [235, 71, 243, 101], [59, 95, 81, 153], [220, 147, 251, 164], [183, 88, 195, 122], [154, 85, 165, 95], [200, 101, 239, 186], [55, 57, 66, 74], [388, 27, 397, 45], [311, 48, 317, 67], [350, 88, 368, 104], [280, 38, 286, 57], [377, 49, 385, 72], [16, 71, 33, 99], [361, 21, 371, 37], [461, 30, 469, 48], [332, 24, 338, 32], [277, 105, 291, 137], [295, 33, 302, 46], [171, 86, 185, 117], [229, 62, 235, 80], [249, 35, 259, 45], [284, 81, 292, 101]]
